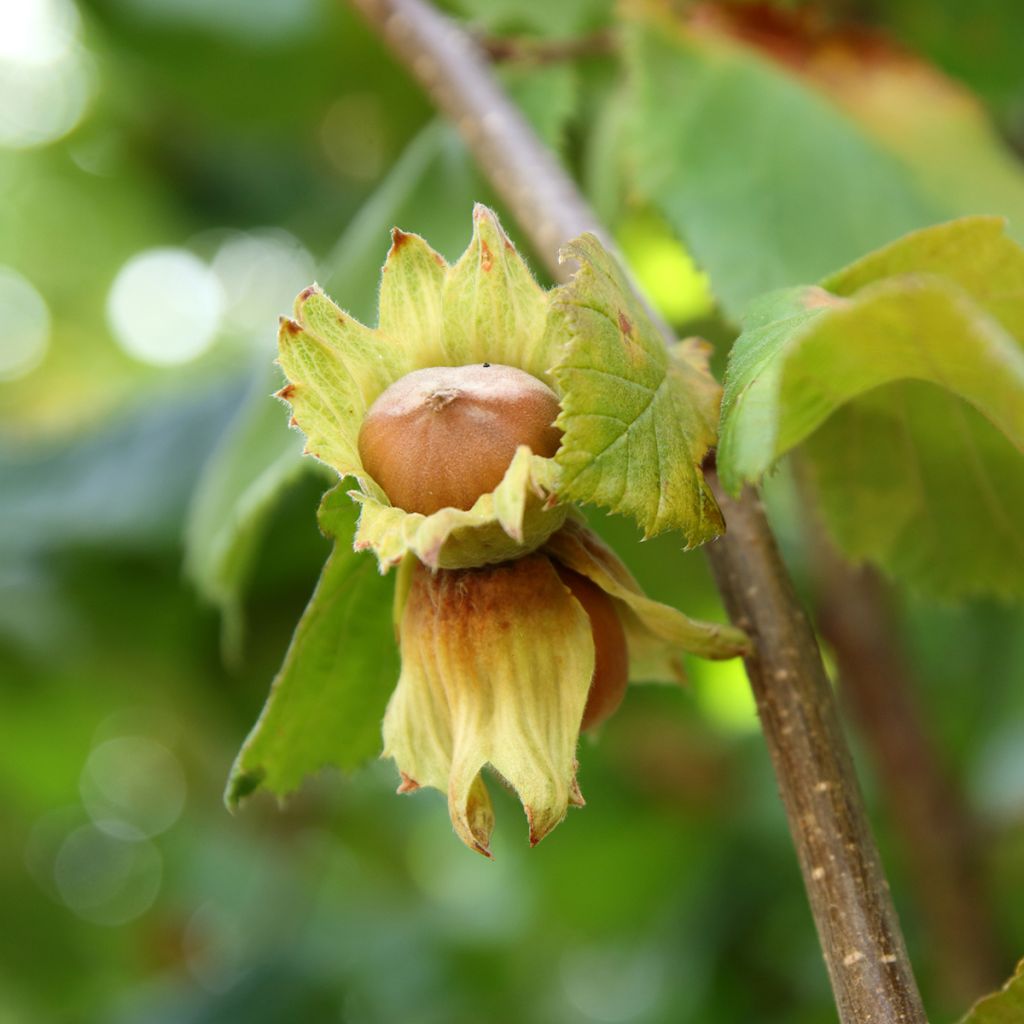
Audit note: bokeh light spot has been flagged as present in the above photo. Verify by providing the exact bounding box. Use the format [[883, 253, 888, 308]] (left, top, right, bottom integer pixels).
[[0, 266, 51, 380], [561, 945, 666, 1023], [0, 0, 79, 64], [0, 0, 92, 149], [107, 248, 224, 365], [212, 229, 314, 339], [80, 736, 186, 840], [406, 811, 532, 940], [53, 824, 162, 926], [973, 721, 1024, 819]]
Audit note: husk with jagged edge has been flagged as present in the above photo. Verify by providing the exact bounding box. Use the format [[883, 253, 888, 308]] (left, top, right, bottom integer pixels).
[[240, 206, 751, 852], [276, 204, 567, 571]]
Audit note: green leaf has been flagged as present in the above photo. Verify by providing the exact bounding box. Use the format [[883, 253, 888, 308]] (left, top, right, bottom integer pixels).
[[805, 382, 1024, 599], [718, 218, 1024, 598], [185, 364, 308, 659], [719, 276, 1024, 492], [784, 27, 1024, 244], [822, 216, 1024, 337], [624, 12, 940, 319], [502, 62, 578, 151], [959, 958, 1024, 1024], [226, 489, 398, 806], [583, 74, 631, 229], [550, 233, 724, 545]]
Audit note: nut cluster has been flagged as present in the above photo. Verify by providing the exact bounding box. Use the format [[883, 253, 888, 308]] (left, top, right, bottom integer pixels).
[[242, 206, 748, 854], [359, 361, 627, 732]]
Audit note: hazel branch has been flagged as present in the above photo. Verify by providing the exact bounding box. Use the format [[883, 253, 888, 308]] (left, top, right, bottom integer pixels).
[[812, 547, 1001, 1006], [347, 1, 928, 1022], [350, 0, 604, 269], [703, 471, 927, 1024]]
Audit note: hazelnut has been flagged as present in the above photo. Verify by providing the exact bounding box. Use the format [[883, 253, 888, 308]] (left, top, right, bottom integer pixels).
[[358, 363, 562, 515], [555, 565, 629, 731]]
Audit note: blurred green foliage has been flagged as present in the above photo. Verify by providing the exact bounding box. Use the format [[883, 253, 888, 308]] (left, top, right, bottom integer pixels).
[[2, 1, 1024, 1023]]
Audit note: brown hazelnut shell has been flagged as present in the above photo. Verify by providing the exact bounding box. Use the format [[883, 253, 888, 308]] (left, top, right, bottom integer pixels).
[[358, 363, 562, 516]]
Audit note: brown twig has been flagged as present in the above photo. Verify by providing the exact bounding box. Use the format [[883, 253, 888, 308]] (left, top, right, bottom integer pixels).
[[704, 474, 926, 1023], [813, 545, 1001, 1007], [347, 1, 928, 1020], [350, 0, 606, 266]]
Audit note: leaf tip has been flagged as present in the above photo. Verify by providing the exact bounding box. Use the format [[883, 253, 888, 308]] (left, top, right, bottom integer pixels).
[[224, 766, 265, 810], [396, 771, 420, 794], [525, 803, 566, 848], [389, 226, 413, 252], [470, 202, 519, 254], [568, 773, 585, 808], [471, 200, 495, 224], [295, 282, 321, 305], [278, 317, 303, 339]]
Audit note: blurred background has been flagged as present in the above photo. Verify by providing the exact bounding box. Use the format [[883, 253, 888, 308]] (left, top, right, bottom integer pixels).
[[2, 1, 1024, 1022]]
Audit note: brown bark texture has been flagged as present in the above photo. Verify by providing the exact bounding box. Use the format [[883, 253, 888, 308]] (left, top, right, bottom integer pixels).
[[814, 546, 1001, 1006]]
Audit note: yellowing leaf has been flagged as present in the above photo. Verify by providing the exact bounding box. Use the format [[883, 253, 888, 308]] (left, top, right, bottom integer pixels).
[[377, 227, 449, 360], [550, 233, 724, 545], [822, 217, 1024, 337], [719, 275, 1024, 493]]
